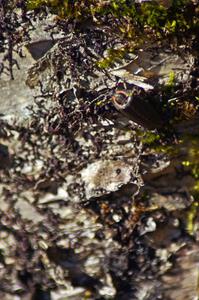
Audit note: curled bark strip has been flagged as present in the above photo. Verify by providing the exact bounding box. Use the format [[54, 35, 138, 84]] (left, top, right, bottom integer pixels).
[[112, 90, 164, 130]]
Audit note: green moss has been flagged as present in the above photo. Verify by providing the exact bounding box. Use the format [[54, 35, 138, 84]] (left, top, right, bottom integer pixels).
[[142, 132, 161, 145], [195, 96, 199, 102], [27, 0, 89, 18], [140, 130, 178, 155], [180, 136, 199, 193], [25, 1, 197, 71], [142, 132, 199, 198], [26, 0, 198, 37], [162, 71, 176, 96], [138, 2, 167, 29], [185, 201, 198, 235], [166, 71, 176, 87], [96, 46, 135, 69], [26, 1, 199, 76], [26, 0, 43, 10]]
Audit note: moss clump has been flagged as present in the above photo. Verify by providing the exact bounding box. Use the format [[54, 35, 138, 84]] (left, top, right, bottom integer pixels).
[[185, 201, 199, 235], [166, 71, 176, 88], [26, 0, 198, 36], [96, 45, 136, 69], [142, 132, 161, 145], [26, 0, 199, 74], [180, 136, 199, 194]]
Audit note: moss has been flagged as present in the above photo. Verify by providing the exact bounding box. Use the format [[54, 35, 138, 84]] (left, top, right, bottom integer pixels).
[[185, 201, 199, 235], [140, 130, 178, 156], [142, 132, 199, 199], [195, 96, 199, 102], [26, 0, 199, 72], [138, 2, 168, 29], [166, 71, 176, 88], [142, 132, 161, 145], [180, 136, 199, 194], [96, 45, 135, 69], [26, 0, 198, 35], [27, 0, 90, 18], [193, 181, 199, 192]]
